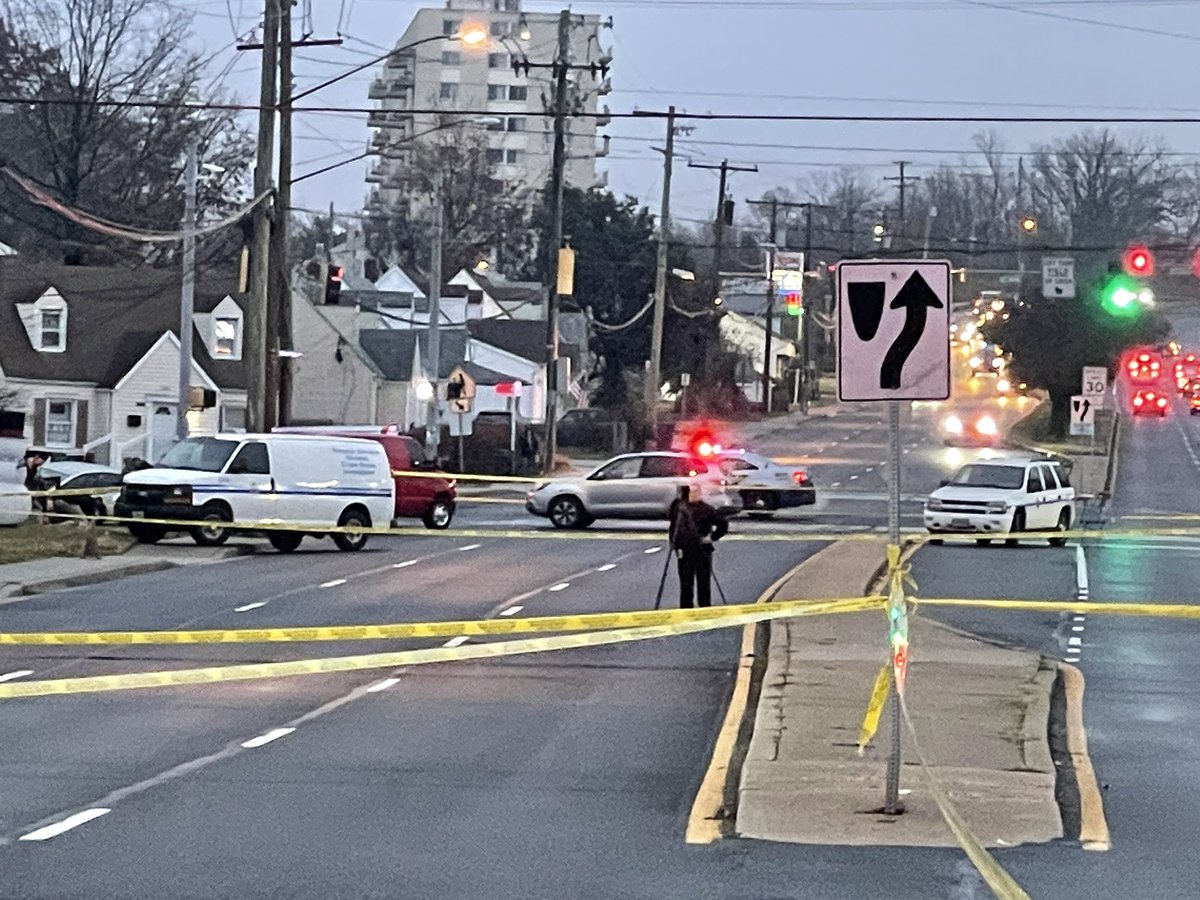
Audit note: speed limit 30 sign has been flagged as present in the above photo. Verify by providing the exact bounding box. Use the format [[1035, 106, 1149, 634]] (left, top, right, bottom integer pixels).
[[1081, 366, 1107, 407]]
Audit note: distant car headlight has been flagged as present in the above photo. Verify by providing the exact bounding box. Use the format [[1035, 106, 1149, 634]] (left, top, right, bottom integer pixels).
[[943, 415, 963, 434], [997, 378, 1010, 393], [986, 501, 1008, 514], [975, 415, 998, 436]]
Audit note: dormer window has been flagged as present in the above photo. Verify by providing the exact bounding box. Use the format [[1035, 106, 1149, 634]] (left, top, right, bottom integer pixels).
[[214, 316, 241, 357], [39, 308, 65, 351]]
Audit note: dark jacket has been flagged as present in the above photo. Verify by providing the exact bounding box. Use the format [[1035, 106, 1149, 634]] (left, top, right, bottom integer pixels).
[[669, 497, 728, 553]]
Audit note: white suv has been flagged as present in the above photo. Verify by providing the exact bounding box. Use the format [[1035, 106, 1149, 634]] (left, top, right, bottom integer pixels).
[[924, 455, 1075, 546]]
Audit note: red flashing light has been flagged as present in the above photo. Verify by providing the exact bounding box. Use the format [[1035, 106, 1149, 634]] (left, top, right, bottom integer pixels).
[[1123, 244, 1155, 276], [1158, 397, 1168, 408], [1134, 396, 1144, 406], [791, 470, 808, 484], [695, 439, 721, 458]]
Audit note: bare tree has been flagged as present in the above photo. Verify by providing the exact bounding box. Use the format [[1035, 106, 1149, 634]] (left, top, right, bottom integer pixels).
[[0, 0, 252, 262]]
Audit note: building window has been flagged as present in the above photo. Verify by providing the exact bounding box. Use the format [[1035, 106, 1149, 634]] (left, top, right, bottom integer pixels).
[[486, 117, 504, 131], [220, 405, 246, 432], [489, 21, 510, 36], [442, 18, 460, 36], [214, 316, 241, 358], [45, 400, 74, 447], [441, 51, 461, 66], [487, 84, 506, 101], [508, 85, 527, 101], [506, 117, 525, 132], [486, 148, 503, 165], [505, 149, 522, 164], [488, 53, 508, 69], [40, 309, 65, 350], [439, 82, 458, 100]]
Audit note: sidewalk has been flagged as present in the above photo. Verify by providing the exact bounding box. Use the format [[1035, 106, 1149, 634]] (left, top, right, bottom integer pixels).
[[0, 541, 252, 599], [736, 540, 1061, 848]]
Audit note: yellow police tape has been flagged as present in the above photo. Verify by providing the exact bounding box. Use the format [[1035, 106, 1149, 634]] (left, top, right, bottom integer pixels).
[[916, 598, 1200, 618], [856, 664, 891, 754], [0, 597, 877, 700], [898, 689, 1032, 900], [0, 596, 886, 646]]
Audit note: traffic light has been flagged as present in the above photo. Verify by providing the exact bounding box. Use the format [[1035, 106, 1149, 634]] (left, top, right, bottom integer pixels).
[[783, 291, 802, 316], [1123, 243, 1154, 277], [324, 265, 344, 305], [1100, 271, 1144, 318]]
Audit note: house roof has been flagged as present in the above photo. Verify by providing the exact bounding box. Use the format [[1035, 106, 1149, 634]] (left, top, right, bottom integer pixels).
[[0, 260, 247, 390], [357, 328, 511, 384], [470, 271, 545, 304], [466, 319, 579, 365]]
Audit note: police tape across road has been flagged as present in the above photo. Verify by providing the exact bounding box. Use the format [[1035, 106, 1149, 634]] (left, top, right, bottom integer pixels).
[[0, 597, 879, 700]]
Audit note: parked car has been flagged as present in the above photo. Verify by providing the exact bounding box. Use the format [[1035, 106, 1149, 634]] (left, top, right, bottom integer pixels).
[[715, 449, 816, 514], [115, 434, 395, 552], [0, 481, 30, 526], [273, 426, 456, 529], [38, 460, 122, 519], [923, 455, 1075, 546], [525, 451, 740, 529]]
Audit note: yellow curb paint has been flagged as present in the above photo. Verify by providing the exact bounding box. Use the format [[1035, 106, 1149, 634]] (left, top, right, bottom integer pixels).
[[1060, 663, 1112, 852]]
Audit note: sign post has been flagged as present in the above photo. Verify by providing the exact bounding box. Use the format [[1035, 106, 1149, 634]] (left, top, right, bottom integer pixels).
[[837, 259, 952, 816]]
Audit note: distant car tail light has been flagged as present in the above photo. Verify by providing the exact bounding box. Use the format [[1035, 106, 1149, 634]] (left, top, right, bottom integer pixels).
[[1158, 397, 1168, 408], [1134, 396, 1144, 406], [976, 415, 998, 436]]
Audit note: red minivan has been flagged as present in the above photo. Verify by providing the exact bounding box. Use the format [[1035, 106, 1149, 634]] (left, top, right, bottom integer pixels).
[[273, 426, 456, 528]]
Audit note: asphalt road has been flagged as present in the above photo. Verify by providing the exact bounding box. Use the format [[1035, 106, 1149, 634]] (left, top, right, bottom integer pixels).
[[0, 395, 1059, 900]]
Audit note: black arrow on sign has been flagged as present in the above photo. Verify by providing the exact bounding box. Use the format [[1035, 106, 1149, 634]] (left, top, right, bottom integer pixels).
[[847, 281, 886, 342], [1074, 398, 1090, 420], [879, 271, 944, 390]]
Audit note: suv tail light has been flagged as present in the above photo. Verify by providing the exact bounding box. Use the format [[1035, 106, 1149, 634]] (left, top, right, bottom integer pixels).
[[791, 470, 808, 484]]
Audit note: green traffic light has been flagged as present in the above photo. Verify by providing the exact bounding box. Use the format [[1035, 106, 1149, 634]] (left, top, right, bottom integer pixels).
[[1100, 273, 1143, 317]]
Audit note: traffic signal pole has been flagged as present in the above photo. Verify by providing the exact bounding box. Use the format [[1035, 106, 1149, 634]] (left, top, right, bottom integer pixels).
[[645, 106, 675, 441]]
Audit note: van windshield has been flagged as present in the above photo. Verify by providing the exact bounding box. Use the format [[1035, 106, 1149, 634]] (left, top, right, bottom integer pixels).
[[159, 437, 239, 472]]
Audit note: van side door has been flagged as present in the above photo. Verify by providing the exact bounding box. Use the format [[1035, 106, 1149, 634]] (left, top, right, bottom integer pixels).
[[223, 441, 273, 521]]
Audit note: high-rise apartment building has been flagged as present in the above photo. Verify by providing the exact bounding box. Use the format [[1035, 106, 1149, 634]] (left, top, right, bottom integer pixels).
[[365, 0, 611, 209]]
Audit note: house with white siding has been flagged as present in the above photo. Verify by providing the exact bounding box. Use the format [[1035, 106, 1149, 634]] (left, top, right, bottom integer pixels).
[[0, 261, 248, 466]]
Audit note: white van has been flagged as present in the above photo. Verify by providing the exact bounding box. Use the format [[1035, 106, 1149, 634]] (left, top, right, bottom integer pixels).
[[115, 434, 395, 552]]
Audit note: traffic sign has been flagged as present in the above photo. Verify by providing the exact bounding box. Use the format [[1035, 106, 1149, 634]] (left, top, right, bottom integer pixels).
[[446, 366, 476, 400], [495, 381, 523, 398], [1081, 366, 1107, 409], [836, 260, 952, 402], [450, 396, 473, 415], [1070, 395, 1096, 437], [1042, 256, 1076, 299]]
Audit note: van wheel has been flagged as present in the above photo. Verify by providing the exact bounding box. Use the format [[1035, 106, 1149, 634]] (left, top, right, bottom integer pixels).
[[1006, 510, 1025, 547], [333, 508, 370, 551], [548, 496, 586, 529], [1048, 509, 1071, 547], [268, 532, 303, 553], [423, 498, 454, 530], [191, 503, 232, 546], [128, 523, 165, 544]]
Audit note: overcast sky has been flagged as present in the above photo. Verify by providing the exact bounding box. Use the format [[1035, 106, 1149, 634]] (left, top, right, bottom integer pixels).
[[193, 0, 1200, 237]]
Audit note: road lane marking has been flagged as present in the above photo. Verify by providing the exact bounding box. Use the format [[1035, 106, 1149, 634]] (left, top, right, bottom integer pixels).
[[1072, 625, 1085, 632], [1075, 544, 1090, 601], [548, 583, 569, 593], [319, 579, 347, 589], [366, 677, 401, 693], [849, 475, 859, 481], [1060, 663, 1111, 851], [645, 546, 662, 554], [234, 602, 267, 613], [0, 670, 33, 683], [500, 606, 523, 616], [443, 636, 469, 648], [865, 467, 874, 473], [241, 727, 296, 749], [459, 544, 482, 552], [1068, 637, 1082, 647], [393, 560, 417, 569], [597, 563, 617, 572], [19, 808, 111, 842]]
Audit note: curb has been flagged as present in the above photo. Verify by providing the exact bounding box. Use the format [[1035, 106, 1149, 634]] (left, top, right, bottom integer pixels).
[[13, 560, 179, 597]]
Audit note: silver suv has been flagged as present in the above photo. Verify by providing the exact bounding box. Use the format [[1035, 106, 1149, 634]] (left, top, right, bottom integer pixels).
[[525, 452, 741, 529]]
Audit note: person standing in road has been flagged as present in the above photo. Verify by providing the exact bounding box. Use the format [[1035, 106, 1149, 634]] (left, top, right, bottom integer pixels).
[[668, 484, 728, 608]]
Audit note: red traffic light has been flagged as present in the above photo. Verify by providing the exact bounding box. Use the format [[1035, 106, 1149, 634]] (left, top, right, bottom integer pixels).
[[784, 292, 802, 316], [1123, 244, 1154, 276]]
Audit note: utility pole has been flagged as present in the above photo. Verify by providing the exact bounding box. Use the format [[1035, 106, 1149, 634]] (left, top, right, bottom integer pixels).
[[542, 7, 571, 474], [270, 0, 294, 428], [425, 172, 444, 462], [246, 0, 279, 434], [646, 105, 676, 441], [884, 161, 919, 242], [177, 139, 198, 442]]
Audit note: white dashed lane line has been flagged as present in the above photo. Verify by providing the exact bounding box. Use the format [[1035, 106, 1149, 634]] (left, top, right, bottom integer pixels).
[[500, 606, 523, 616], [241, 727, 296, 749], [319, 579, 347, 589], [19, 808, 111, 842], [596, 563, 617, 572], [393, 560, 417, 569], [234, 602, 267, 613], [458, 544, 482, 552], [645, 546, 662, 554], [548, 583, 570, 593], [366, 677, 401, 693], [0, 669, 33, 683], [443, 636, 470, 648]]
